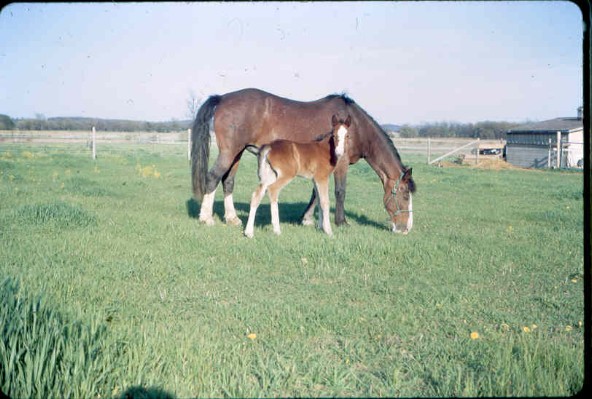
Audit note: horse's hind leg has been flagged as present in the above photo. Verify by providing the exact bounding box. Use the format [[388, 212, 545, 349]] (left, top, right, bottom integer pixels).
[[222, 155, 243, 226], [199, 151, 235, 225]]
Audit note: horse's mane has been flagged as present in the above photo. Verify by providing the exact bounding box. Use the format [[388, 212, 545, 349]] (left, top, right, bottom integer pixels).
[[349, 101, 404, 162], [326, 92, 356, 105]]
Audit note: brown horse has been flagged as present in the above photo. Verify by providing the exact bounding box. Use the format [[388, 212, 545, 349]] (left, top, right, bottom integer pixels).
[[191, 88, 415, 233], [244, 115, 351, 238]]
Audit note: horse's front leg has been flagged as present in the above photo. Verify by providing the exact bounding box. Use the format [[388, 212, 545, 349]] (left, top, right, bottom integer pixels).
[[315, 179, 333, 236], [333, 162, 349, 226], [300, 188, 318, 226]]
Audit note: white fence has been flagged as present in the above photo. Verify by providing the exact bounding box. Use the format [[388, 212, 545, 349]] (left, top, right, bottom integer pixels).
[[0, 128, 192, 160], [392, 137, 505, 164]]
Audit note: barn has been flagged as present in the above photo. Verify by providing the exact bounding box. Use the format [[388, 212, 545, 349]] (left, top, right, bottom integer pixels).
[[505, 108, 584, 168]]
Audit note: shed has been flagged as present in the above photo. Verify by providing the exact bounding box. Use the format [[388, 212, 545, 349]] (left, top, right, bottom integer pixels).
[[505, 109, 584, 168]]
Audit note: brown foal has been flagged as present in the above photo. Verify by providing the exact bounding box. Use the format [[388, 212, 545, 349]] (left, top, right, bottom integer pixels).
[[244, 115, 351, 238]]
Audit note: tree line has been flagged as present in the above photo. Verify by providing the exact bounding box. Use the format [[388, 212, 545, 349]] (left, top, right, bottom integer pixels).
[[0, 113, 517, 139], [396, 121, 518, 140], [0, 114, 192, 133]]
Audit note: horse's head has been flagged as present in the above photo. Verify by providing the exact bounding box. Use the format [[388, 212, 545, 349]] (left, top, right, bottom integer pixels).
[[384, 167, 415, 234], [331, 114, 351, 158]]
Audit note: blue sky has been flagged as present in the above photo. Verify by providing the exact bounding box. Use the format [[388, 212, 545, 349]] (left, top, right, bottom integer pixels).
[[0, 1, 583, 124]]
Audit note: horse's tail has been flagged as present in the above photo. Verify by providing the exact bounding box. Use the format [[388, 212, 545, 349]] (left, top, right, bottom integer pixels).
[[191, 94, 221, 200]]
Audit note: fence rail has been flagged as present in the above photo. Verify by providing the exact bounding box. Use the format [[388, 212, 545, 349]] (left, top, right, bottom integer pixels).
[[2, 129, 509, 165]]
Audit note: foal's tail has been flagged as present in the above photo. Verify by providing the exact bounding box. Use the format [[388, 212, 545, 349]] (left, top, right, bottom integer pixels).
[[191, 95, 221, 200]]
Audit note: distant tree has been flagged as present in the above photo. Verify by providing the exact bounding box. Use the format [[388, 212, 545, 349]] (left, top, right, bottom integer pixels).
[[0, 114, 15, 130], [399, 125, 419, 138]]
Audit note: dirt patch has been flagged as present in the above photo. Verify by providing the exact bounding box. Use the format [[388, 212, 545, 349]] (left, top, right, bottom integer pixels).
[[473, 158, 523, 170]]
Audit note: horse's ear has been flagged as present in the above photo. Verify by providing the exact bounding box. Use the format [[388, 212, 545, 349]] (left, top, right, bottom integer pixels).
[[332, 114, 338, 127], [403, 167, 413, 181], [345, 115, 351, 127]]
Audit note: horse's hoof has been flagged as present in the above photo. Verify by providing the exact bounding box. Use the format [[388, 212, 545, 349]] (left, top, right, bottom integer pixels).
[[336, 220, 350, 228], [302, 219, 315, 226], [199, 217, 215, 226], [244, 230, 254, 238], [225, 217, 243, 226]]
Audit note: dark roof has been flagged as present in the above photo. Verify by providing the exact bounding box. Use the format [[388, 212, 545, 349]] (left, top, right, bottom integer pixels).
[[507, 117, 583, 134]]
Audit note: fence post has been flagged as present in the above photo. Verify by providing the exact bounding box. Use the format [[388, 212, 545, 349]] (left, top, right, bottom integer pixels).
[[556, 131, 561, 168], [92, 126, 96, 160], [476, 138, 480, 165], [187, 128, 191, 161]]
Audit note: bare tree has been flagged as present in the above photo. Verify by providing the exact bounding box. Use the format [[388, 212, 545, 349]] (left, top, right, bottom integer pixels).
[[186, 90, 201, 120]]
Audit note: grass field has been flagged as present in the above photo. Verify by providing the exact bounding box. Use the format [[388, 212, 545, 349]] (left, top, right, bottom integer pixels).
[[0, 144, 584, 398]]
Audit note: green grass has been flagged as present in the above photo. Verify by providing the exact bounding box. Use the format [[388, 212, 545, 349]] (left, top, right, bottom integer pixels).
[[0, 144, 584, 397]]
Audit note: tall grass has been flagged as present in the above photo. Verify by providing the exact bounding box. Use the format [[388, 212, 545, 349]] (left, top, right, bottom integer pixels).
[[0, 144, 584, 397]]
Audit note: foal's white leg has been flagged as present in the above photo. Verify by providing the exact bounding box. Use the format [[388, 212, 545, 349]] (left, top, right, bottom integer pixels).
[[316, 180, 333, 236], [244, 184, 267, 238], [199, 189, 217, 226], [269, 195, 281, 235]]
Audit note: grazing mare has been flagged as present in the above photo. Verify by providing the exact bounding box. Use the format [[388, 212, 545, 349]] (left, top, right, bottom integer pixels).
[[244, 115, 351, 238], [191, 88, 415, 233]]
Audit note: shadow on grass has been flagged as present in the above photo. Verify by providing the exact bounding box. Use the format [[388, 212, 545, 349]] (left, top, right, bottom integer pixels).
[[186, 198, 385, 230], [120, 386, 176, 399]]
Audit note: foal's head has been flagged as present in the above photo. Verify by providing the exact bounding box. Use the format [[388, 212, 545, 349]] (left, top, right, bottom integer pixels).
[[384, 167, 415, 234], [331, 114, 351, 158]]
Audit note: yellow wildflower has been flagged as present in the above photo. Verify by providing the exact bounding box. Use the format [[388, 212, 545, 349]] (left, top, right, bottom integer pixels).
[[522, 326, 531, 333], [470, 331, 480, 340], [565, 325, 573, 332], [247, 333, 257, 340]]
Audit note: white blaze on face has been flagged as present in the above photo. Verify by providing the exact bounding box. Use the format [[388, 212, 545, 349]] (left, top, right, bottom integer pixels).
[[406, 193, 413, 232], [334, 125, 348, 157]]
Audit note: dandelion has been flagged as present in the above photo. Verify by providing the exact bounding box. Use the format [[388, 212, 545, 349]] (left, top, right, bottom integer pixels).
[[522, 326, 531, 333], [247, 333, 257, 340], [565, 325, 573, 332], [470, 331, 480, 340], [571, 278, 578, 283]]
